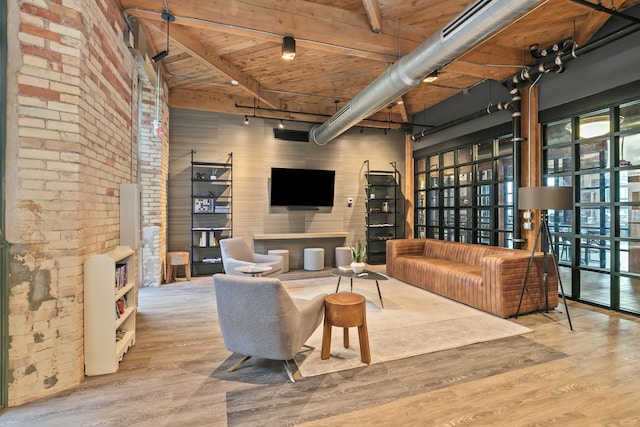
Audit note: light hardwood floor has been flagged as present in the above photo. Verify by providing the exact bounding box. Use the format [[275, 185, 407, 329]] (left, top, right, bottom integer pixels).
[[1, 269, 640, 426]]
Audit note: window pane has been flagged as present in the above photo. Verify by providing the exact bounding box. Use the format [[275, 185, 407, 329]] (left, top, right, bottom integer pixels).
[[416, 173, 426, 190], [580, 239, 610, 269], [620, 100, 640, 132], [546, 146, 572, 173], [415, 158, 426, 172], [545, 175, 573, 187], [579, 139, 609, 170], [477, 184, 491, 206], [579, 173, 610, 203], [459, 186, 471, 206], [443, 168, 455, 186], [459, 209, 472, 228], [458, 147, 472, 164], [417, 191, 426, 207], [580, 207, 610, 236], [477, 161, 492, 181], [443, 189, 455, 207], [475, 141, 493, 160], [628, 206, 640, 239], [498, 182, 513, 205], [460, 230, 473, 243], [458, 165, 472, 185], [443, 151, 454, 167], [497, 138, 513, 156], [620, 276, 640, 314], [429, 155, 439, 170], [545, 119, 572, 145], [619, 133, 640, 166], [429, 171, 439, 188], [579, 270, 610, 307], [477, 209, 492, 229], [579, 110, 610, 139], [428, 190, 438, 207], [428, 210, 438, 226], [444, 209, 455, 227], [498, 207, 513, 230], [417, 209, 426, 226], [548, 210, 573, 233], [498, 157, 513, 180]]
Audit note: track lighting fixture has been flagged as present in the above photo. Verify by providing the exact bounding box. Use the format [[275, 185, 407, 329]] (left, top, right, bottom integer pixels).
[[279, 119, 285, 128], [152, 8, 175, 63], [244, 115, 249, 125], [423, 70, 439, 83], [281, 35, 296, 60]]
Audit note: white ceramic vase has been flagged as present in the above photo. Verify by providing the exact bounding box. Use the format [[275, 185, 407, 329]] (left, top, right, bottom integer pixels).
[[350, 262, 366, 274]]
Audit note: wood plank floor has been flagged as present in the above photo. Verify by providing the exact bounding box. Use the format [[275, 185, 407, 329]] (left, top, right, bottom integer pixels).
[[1, 269, 640, 426]]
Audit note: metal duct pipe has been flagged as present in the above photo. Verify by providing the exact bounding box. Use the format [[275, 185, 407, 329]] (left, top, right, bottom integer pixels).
[[309, 0, 542, 146]]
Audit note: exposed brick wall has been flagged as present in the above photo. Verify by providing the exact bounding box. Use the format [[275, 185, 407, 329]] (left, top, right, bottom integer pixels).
[[4, 0, 153, 406], [139, 64, 169, 286]]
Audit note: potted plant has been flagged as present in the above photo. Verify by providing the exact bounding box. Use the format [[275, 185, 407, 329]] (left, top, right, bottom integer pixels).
[[350, 240, 367, 273]]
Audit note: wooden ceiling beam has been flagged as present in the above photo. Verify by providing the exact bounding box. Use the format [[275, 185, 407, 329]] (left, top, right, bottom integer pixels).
[[121, 0, 429, 62], [361, 0, 383, 33], [146, 20, 281, 109]]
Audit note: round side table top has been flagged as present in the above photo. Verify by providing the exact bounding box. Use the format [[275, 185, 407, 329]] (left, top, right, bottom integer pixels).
[[325, 292, 365, 306]]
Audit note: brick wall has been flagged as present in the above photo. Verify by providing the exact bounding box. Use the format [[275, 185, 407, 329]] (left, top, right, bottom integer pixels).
[[139, 64, 169, 286], [4, 0, 144, 406]]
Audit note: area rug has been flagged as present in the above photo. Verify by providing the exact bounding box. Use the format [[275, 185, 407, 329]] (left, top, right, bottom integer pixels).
[[283, 276, 532, 377]]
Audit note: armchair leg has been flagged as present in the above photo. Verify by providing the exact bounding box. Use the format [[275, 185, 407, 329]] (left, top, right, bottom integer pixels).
[[228, 355, 252, 372], [283, 360, 296, 382]]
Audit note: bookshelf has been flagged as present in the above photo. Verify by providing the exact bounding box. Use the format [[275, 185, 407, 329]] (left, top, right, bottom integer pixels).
[[83, 246, 136, 376], [191, 150, 233, 276]]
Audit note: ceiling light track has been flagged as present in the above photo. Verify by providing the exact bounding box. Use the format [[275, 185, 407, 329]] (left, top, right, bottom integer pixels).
[[233, 103, 433, 128]]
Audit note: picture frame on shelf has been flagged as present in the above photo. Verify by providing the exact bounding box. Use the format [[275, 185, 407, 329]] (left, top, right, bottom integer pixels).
[[194, 198, 214, 213]]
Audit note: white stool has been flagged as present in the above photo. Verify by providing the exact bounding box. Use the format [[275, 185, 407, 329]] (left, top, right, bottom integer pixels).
[[304, 248, 324, 271], [268, 249, 289, 273], [335, 246, 352, 267]]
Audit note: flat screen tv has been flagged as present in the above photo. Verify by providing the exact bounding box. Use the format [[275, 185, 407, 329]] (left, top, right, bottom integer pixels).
[[270, 167, 335, 207]]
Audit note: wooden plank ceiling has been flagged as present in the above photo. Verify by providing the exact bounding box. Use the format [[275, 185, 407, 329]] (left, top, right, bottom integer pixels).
[[117, 0, 640, 130]]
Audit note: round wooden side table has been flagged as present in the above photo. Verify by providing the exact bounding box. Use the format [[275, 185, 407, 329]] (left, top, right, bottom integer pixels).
[[321, 292, 371, 364]]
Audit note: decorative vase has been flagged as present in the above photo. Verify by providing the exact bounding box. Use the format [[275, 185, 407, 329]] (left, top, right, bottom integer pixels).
[[351, 262, 366, 274]]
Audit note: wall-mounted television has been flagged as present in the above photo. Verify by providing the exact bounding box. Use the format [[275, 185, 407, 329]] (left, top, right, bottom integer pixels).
[[270, 167, 335, 208]]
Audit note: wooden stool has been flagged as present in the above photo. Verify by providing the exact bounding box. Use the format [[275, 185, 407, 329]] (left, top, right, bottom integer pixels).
[[321, 292, 370, 364], [167, 251, 191, 282]]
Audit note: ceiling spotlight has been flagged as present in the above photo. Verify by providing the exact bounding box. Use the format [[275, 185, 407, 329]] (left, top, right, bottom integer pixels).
[[152, 9, 175, 63], [279, 119, 284, 128], [282, 35, 296, 60], [231, 79, 239, 86], [423, 70, 439, 83], [151, 50, 168, 63], [244, 115, 249, 125]]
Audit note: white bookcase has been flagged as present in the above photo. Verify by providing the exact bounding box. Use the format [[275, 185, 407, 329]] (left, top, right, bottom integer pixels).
[[84, 246, 137, 376]]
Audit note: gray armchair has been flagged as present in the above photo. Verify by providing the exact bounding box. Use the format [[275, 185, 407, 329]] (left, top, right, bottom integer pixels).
[[213, 273, 326, 382], [219, 237, 283, 276]]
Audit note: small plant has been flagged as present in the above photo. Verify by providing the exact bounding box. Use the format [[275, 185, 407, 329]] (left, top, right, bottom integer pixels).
[[350, 240, 367, 263]]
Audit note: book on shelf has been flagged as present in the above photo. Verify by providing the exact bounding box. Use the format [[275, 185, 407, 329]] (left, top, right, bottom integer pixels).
[[116, 295, 129, 315], [115, 263, 128, 289]]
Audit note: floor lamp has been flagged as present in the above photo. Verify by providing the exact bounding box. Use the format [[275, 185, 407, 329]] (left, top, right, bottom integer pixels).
[[516, 186, 573, 330]]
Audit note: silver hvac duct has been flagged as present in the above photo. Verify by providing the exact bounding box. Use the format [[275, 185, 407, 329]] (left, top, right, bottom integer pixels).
[[309, 0, 542, 146]]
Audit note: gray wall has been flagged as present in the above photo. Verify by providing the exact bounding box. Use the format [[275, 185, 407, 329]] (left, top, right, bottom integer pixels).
[[168, 109, 406, 269]]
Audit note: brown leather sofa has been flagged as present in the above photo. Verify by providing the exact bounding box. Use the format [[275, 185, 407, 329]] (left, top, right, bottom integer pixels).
[[386, 238, 558, 318]]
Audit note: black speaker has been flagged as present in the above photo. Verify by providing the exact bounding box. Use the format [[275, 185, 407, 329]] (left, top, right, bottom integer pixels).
[[273, 128, 310, 142]]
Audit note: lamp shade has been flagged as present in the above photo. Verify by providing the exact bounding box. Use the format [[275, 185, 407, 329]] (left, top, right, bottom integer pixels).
[[519, 186, 573, 210]]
